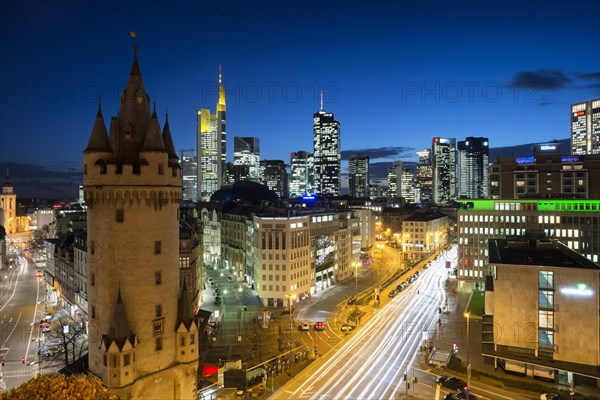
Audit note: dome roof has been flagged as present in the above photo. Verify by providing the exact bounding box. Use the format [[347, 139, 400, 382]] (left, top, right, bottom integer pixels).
[[210, 181, 279, 205]]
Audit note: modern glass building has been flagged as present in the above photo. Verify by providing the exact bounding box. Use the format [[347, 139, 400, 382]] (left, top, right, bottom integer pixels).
[[457, 137, 489, 199], [416, 149, 432, 203], [313, 107, 341, 196], [387, 160, 402, 199], [289, 151, 312, 197], [571, 99, 600, 155], [432, 137, 456, 203], [262, 159, 288, 198], [233, 136, 261, 183], [180, 149, 198, 201], [348, 153, 369, 198]]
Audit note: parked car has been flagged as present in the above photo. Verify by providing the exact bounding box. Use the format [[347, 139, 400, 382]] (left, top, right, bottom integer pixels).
[[540, 394, 564, 400], [226, 276, 234, 283], [445, 393, 477, 400], [388, 290, 398, 298], [437, 376, 469, 392], [207, 278, 214, 285], [298, 322, 310, 331], [314, 321, 325, 331], [214, 296, 221, 305], [396, 284, 403, 292], [340, 324, 355, 332]]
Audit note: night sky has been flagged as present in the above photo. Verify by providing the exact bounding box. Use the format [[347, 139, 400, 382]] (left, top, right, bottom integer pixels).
[[1, 0, 599, 172]]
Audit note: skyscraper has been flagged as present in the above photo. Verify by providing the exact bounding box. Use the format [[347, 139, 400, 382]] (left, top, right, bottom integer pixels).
[[571, 98, 600, 155], [313, 97, 341, 196], [401, 168, 416, 203], [348, 154, 369, 198], [432, 137, 456, 203], [180, 149, 198, 201], [197, 67, 227, 201], [233, 136, 261, 182], [262, 159, 288, 198], [387, 161, 403, 199], [416, 149, 433, 203], [82, 47, 197, 399], [289, 151, 311, 197], [457, 137, 489, 199]]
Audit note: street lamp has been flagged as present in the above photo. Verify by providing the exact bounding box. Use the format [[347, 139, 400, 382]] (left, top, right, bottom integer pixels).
[[352, 261, 361, 325], [464, 312, 471, 399], [285, 293, 296, 378]]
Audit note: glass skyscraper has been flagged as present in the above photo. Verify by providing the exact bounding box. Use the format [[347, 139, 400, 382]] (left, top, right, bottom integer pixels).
[[432, 137, 456, 203], [348, 153, 369, 198], [289, 151, 311, 197], [457, 137, 489, 199], [571, 99, 600, 155], [313, 106, 341, 196], [180, 149, 198, 201], [233, 136, 261, 182]]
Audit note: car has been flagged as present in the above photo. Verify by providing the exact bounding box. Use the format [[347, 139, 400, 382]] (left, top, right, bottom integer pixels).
[[214, 296, 221, 305], [437, 376, 469, 392], [36, 270, 43, 277], [396, 284, 403, 291], [540, 394, 564, 400], [298, 322, 310, 331], [207, 277, 214, 284], [340, 324, 355, 332], [314, 321, 325, 331], [388, 290, 398, 298], [226, 276, 234, 283], [445, 393, 477, 400]]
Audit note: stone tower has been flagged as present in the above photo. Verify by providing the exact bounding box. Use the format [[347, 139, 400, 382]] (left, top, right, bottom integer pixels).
[[83, 47, 198, 399], [0, 171, 17, 235]]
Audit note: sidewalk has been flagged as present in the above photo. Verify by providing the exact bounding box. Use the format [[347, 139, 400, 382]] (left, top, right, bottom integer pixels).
[[423, 279, 600, 400]]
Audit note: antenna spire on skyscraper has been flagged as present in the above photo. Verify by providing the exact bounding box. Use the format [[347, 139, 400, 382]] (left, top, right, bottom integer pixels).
[[219, 65, 222, 85], [320, 89, 323, 111]]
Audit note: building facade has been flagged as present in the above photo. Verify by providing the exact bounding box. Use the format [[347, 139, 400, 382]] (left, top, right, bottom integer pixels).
[[489, 143, 600, 199], [0, 172, 17, 235], [181, 149, 198, 202], [401, 168, 417, 204], [432, 137, 456, 203], [348, 153, 369, 198], [83, 47, 197, 399], [289, 151, 311, 197], [458, 137, 489, 199], [313, 107, 341, 196], [262, 160, 288, 199], [457, 199, 600, 287], [197, 68, 227, 201], [401, 213, 449, 261], [416, 149, 433, 203], [233, 136, 261, 183], [571, 98, 600, 156], [387, 161, 402, 199], [483, 238, 600, 388]]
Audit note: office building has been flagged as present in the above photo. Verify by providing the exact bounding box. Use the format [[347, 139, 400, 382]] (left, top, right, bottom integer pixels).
[[489, 143, 600, 199], [348, 153, 369, 198], [432, 137, 456, 203], [181, 149, 198, 201], [313, 102, 341, 196], [484, 238, 600, 388], [262, 159, 288, 198], [387, 161, 403, 199], [401, 212, 449, 261], [416, 149, 433, 203], [458, 137, 489, 199], [571, 98, 600, 155], [456, 199, 600, 288], [401, 168, 416, 204], [82, 46, 197, 398], [289, 151, 312, 197], [197, 67, 227, 201], [233, 136, 261, 183]]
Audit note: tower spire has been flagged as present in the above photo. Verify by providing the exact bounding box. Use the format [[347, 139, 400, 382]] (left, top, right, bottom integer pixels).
[[217, 65, 226, 112], [219, 65, 222, 85], [320, 89, 323, 111]]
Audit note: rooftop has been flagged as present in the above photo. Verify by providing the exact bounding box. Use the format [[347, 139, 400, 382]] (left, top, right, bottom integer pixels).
[[488, 238, 600, 270]]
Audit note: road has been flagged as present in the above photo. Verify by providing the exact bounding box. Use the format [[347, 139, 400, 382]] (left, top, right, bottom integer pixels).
[[0, 251, 43, 391], [272, 245, 536, 400]]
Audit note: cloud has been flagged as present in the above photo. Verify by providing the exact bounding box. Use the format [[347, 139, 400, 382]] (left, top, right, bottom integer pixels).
[[507, 69, 570, 90], [574, 71, 600, 81], [341, 146, 415, 161]]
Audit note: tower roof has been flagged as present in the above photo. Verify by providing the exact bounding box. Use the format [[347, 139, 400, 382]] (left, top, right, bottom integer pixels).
[[176, 278, 195, 330], [103, 289, 136, 351], [162, 113, 179, 161], [141, 105, 166, 152], [217, 66, 226, 112], [84, 101, 111, 153]]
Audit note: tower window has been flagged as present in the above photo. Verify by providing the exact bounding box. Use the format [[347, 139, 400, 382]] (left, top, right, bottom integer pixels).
[[91, 273, 95, 287], [190, 333, 195, 345], [103, 354, 107, 366], [123, 354, 130, 366], [116, 209, 124, 223], [90, 241, 95, 255], [155, 272, 162, 285], [155, 304, 162, 318], [155, 337, 163, 351], [91, 306, 95, 319], [180, 335, 185, 346], [154, 241, 162, 254], [158, 164, 164, 175]]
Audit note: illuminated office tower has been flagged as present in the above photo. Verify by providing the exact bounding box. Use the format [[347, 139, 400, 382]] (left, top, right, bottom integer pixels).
[[387, 161, 403, 199], [432, 137, 456, 203], [348, 153, 369, 198], [571, 98, 600, 155], [416, 149, 433, 203], [457, 137, 489, 199], [197, 67, 227, 201], [180, 149, 198, 201], [313, 96, 341, 196], [233, 136, 261, 183], [262, 159, 288, 198], [290, 151, 312, 197], [401, 168, 416, 203]]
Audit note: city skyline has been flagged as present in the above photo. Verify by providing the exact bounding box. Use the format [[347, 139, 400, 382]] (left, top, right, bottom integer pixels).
[[1, 1, 599, 169]]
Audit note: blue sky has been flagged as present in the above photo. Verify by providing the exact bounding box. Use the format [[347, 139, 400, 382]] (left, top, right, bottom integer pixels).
[[0, 0, 599, 172]]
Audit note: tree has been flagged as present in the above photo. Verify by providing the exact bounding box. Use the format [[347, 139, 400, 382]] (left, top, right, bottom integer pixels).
[[2, 374, 116, 400]]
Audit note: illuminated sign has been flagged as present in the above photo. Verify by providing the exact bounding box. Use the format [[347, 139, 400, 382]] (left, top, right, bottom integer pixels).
[[560, 283, 593, 297], [540, 145, 556, 151]]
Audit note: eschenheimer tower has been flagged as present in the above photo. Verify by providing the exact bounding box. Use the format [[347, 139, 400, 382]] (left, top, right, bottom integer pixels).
[[83, 46, 198, 399]]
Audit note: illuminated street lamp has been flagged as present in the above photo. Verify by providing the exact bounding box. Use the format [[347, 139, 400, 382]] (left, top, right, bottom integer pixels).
[[285, 293, 297, 378], [464, 312, 471, 399], [352, 261, 361, 325]]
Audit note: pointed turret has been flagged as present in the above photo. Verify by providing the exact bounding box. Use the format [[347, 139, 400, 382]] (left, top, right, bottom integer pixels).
[[103, 289, 136, 351], [84, 101, 112, 153], [217, 65, 226, 113], [162, 113, 179, 162], [141, 103, 166, 152], [3, 169, 13, 195], [176, 278, 194, 330]]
